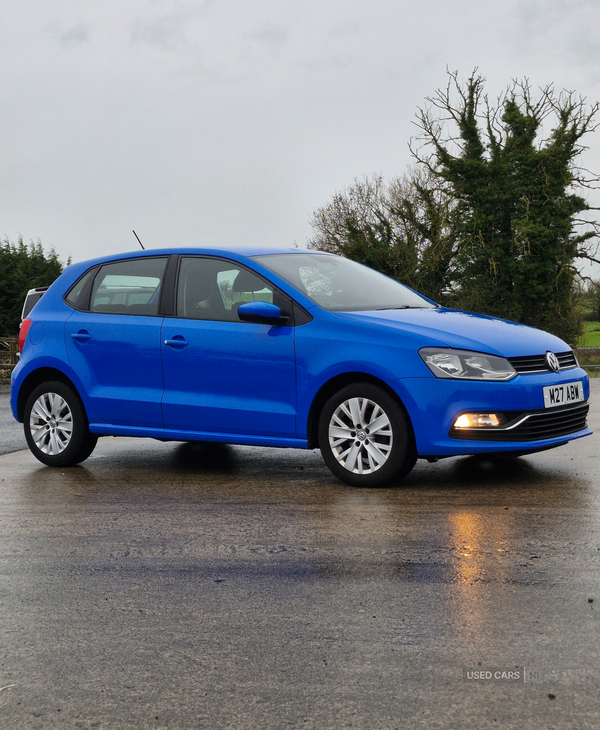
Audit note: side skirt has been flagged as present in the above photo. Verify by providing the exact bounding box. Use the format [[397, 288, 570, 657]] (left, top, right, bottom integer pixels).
[[89, 423, 310, 449]]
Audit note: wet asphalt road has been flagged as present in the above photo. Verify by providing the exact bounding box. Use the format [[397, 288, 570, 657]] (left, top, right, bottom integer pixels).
[[0, 383, 599, 729], [0, 386, 25, 457]]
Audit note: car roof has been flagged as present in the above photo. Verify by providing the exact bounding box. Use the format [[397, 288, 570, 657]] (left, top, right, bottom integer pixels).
[[56, 246, 331, 310], [66, 246, 323, 269]]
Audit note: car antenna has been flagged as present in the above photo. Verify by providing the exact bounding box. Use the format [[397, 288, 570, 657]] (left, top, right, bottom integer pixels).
[[132, 230, 145, 250]]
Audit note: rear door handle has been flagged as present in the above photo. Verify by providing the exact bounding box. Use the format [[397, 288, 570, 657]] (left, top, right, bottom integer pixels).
[[71, 331, 91, 342], [164, 336, 188, 348]]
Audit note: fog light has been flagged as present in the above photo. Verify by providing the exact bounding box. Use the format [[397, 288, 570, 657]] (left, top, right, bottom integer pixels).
[[453, 413, 506, 429]]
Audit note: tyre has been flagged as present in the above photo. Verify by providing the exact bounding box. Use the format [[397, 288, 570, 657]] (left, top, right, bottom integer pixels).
[[24, 381, 98, 467], [318, 383, 417, 487]]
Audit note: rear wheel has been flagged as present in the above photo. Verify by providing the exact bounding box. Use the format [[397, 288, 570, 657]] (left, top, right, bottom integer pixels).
[[318, 383, 416, 487], [24, 381, 98, 467]]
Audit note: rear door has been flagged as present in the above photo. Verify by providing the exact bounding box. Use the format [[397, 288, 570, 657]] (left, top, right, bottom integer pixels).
[[160, 256, 297, 438], [64, 256, 168, 427]]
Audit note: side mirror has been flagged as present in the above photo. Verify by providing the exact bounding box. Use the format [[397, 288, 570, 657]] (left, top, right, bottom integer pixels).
[[237, 301, 288, 325]]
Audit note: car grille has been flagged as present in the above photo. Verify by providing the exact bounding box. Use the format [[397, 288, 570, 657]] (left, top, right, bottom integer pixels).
[[450, 401, 589, 442], [507, 351, 577, 374]]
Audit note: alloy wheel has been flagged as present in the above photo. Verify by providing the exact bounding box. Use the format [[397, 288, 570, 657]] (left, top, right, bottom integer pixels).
[[328, 396, 393, 474], [29, 392, 74, 455]]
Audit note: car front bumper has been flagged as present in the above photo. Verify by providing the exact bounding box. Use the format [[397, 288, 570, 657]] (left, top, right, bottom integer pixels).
[[389, 368, 592, 457]]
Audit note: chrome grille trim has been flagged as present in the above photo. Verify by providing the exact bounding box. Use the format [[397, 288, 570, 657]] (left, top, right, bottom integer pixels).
[[507, 351, 578, 374]]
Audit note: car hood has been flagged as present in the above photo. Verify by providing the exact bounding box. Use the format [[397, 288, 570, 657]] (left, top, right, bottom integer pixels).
[[334, 307, 570, 357]]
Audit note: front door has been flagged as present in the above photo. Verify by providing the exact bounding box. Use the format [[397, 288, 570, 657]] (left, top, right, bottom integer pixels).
[[160, 256, 296, 437]]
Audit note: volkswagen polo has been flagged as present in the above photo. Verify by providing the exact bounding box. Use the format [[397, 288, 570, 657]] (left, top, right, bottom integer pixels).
[[11, 247, 592, 486]]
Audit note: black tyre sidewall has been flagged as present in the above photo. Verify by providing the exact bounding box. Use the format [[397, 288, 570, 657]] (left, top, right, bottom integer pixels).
[[318, 383, 416, 488], [24, 381, 97, 467]]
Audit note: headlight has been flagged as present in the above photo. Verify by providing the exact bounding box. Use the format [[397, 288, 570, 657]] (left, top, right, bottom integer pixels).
[[419, 347, 517, 381]]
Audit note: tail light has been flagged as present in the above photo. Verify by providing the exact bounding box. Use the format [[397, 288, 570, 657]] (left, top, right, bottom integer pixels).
[[19, 318, 32, 353]]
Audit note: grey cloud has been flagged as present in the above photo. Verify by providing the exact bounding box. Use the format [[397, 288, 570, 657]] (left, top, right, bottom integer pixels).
[[252, 25, 289, 46], [515, 0, 600, 81], [131, 11, 194, 50], [131, 1, 215, 51], [516, 0, 594, 32], [568, 29, 600, 66], [52, 23, 91, 48], [328, 19, 362, 39]]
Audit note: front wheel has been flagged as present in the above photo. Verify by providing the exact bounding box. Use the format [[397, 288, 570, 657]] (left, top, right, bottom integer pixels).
[[318, 383, 417, 487], [24, 381, 98, 467]]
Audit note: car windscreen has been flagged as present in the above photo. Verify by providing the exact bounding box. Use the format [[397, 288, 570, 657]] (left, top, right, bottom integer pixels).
[[252, 253, 436, 312]]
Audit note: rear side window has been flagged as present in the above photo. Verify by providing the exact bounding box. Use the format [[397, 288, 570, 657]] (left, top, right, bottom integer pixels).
[[90, 258, 168, 316]]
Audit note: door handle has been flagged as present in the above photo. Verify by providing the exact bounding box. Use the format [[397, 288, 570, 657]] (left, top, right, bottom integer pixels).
[[164, 337, 188, 348], [71, 331, 91, 342]]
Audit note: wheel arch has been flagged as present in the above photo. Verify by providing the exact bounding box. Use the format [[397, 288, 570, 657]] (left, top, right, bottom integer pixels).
[[306, 372, 416, 449], [16, 367, 83, 422]]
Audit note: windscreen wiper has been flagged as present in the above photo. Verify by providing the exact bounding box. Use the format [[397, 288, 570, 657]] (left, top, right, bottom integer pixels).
[[375, 305, 422, 310]]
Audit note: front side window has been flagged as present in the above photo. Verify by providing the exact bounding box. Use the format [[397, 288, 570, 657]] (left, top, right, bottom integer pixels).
[[90, 257, 167, 316], [176, 257, 285, 322]]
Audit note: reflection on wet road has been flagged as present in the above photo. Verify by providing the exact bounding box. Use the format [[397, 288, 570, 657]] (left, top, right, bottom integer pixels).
[[0, 382, 598, 728]]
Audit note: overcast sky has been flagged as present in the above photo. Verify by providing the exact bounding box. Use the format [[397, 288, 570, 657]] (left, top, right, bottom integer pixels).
[[2, 0, 600, 271]]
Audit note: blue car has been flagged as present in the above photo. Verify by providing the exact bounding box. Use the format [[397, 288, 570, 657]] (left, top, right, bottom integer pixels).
[[11, 247, 591, 487]]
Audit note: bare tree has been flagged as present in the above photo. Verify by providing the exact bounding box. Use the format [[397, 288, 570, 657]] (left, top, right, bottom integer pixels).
[[308, 167, 459, 303]]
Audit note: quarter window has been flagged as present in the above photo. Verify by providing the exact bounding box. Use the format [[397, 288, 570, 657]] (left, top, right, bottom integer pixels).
[[90, 258, 168, 316], [64, 269, 96, 308]]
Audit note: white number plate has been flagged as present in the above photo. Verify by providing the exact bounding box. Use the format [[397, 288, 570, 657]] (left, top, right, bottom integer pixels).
[[543, 381, 584, 408]]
